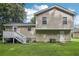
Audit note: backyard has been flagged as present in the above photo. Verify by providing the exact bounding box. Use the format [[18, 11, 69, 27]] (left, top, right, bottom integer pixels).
[[0, 38, 79, 56]]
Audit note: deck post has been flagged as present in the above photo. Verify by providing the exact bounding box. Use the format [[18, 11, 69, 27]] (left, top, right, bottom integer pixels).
[[13, 38, 15, 44], [2, 37, 5, 43]]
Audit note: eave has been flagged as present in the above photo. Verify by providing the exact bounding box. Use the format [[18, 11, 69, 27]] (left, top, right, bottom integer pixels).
[[36, 28, 72, 30], [3, 23, 36, 27], [34, 5, 76, 16]]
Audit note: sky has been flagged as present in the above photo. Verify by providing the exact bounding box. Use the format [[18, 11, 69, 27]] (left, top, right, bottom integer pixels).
[[24, 3, 79, 26]]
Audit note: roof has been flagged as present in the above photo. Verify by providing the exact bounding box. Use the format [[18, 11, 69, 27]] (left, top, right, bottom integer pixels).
[[3, 23, 36, 27], [34, 5, 76, 16]]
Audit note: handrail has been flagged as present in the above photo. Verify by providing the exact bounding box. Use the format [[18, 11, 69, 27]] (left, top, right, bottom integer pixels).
[[3, 31, 25, 38], [3, 31, 14, 38], [3, 31, 26, 44], [15, 32, 25, 38]]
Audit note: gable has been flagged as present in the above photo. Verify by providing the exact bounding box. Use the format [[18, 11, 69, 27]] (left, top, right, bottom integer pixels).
[[35, 5, 76, 16], [35, 8, 73, 19]]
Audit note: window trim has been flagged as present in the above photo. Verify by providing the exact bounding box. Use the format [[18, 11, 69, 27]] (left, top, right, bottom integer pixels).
[[63, 17, 67, 24], [42, 17, 47, 24]]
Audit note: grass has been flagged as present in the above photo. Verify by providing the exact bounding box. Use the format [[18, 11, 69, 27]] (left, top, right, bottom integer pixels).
[[0, 38, 79, 56]]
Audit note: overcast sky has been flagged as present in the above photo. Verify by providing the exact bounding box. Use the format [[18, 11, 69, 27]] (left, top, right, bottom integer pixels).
[[24, 3, 79, 25]]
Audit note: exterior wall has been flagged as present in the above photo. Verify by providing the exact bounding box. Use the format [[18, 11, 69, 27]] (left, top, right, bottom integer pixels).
[[64, 31, 71, 42], [18, 26, 36, 42], [4, 25, 71, 43], [4, 26, 36, 42], [36, 30, 59, 42], [36, 30, 71, 42], [18, 26, 36, 38], [36, 8, 73, 29], [35, 8, 73, 43], [4, 26, 13, 31]]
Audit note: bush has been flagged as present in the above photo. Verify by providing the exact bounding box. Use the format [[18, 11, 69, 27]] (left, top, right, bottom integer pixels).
[[0, 36, 2, 40]]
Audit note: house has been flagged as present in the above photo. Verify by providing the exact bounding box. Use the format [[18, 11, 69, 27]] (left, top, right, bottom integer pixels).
[[3, 5, 75, 44], [3, 23, 36, 44]]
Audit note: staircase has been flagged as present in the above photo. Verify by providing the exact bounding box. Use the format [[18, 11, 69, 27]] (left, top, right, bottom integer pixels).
[[3, 31, 26, 44]]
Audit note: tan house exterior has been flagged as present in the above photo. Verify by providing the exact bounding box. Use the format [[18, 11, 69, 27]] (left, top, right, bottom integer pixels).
[[3, 5, 75, 43], [3, 23, 36, 43]]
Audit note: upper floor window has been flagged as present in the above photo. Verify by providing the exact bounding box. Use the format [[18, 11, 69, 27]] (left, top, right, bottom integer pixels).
[[63, 17, 67, 24], [42, 17, 47, 24]]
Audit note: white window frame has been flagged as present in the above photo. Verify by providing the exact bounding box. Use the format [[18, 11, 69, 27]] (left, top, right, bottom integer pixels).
[[42, 17, 47, 25]]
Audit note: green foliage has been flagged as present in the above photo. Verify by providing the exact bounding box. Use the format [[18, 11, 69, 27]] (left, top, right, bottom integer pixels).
[[31, 16, 36, 24], [0, 3, 26, 23], [0, 3, 26, 35], [0, 39, 79, 56]]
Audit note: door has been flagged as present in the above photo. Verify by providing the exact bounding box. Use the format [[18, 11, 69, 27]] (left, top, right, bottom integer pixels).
[[60, 31, 65, 43], [13, 26, 17, 32], [14, 27, 17, 32], [13, 26, 20, 33], [13, 26, 19, 32]]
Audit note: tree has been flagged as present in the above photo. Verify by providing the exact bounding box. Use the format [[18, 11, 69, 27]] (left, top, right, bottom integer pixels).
[[31, 16, 36, 24], [0, 3, 26, 24], [0, 3, 26, 36]]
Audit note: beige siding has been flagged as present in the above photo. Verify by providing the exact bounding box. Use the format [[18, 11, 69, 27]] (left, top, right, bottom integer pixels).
[[35, 8, 73, 42], [4, 26, 36, 40], [36, 30, 71, 42], [36, 8, 73, 29], [5, 26, 13, 31], [18, 26, 36, 38], [4, 25, 71, 43]]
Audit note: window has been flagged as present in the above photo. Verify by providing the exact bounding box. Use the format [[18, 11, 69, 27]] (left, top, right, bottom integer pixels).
[[63, 17, 67, 24], [42, 17, 47, 24], [28, 27, 31, 31], [26, 38, 31, 43]]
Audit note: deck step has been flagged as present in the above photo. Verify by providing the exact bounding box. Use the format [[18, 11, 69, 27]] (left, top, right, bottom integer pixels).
[[3, 31, 26, 44]]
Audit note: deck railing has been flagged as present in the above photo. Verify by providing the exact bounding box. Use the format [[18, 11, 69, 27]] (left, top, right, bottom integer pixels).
[[3, 31, 14, 38], [3, 31, 26, 44]]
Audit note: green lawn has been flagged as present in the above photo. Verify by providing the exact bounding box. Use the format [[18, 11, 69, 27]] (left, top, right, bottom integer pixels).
[[0, 39, 79, 56]]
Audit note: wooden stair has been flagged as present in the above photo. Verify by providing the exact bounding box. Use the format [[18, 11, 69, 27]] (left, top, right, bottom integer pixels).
[[3, 31, 26, 44]]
